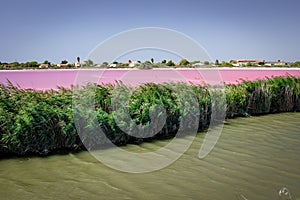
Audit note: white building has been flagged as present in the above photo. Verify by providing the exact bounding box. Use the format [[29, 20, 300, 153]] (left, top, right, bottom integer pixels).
[[264, 61, 288, 66], [234, 60, 264, 67], [109, 63, 117, 68]]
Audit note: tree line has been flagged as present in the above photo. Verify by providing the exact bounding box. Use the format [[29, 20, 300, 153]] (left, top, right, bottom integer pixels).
[[1, 58, 300, 70]]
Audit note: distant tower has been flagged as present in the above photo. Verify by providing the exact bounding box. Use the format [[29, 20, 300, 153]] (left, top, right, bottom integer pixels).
[[76, 57, 81, 67]]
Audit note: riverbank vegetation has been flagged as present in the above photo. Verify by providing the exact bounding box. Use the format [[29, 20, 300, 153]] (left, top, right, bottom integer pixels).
[[0, 76, 299, 157]]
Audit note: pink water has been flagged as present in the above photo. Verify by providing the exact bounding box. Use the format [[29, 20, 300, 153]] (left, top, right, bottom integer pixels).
[[0, 68, 299, 90]]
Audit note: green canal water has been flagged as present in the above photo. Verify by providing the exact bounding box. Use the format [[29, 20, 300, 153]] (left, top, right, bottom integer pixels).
[[0, 113, 300, 200]]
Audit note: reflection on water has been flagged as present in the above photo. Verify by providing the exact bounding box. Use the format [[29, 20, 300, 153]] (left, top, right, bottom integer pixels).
[[0, 113, 299, 200]]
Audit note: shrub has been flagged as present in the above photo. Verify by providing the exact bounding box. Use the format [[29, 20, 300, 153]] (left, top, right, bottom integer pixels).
[[179, 59, 190, 66], [166, 60, 175, 66]]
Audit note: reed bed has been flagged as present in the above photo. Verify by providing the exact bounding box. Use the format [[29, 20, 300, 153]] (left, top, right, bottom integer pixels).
[[0, 76, 299, 157]]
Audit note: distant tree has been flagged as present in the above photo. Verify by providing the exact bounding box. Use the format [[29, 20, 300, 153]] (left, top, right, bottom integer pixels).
[[77, 57, 80, 63], [43, 60, 49, 64], [85, 59, 94, 66], [67, 64, 74, 68], [258, 62, 265, 65], [26, 61, 38, 68], [128, 60, 132, 63], [291, 61, 300, 67], [102, 62, 109, 65], [179, 59, 190, 66], [139, 63, 153, 70], [166, 60, 175, 66], [137, 60, 141, 63], [61, 60, 68, 64], [144, 61, 152, 65], [151, 58, 154, 63], [10, 62, 20, 68], [215, 59, 219, 65], [112, 61, 118, 64], [204, 61, 210, 65], [162, 59, 166, 64], [220, 61, 233, 67], [190, 60, 200, 65]]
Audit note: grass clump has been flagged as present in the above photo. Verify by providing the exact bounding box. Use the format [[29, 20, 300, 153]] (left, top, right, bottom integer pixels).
[[0, 76, 299, 157]]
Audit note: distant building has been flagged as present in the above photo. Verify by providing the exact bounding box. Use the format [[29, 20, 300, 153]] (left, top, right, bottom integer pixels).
[[121, 61, 139, 68], [75, 62, 86, 67], [109, 63, 117, 68], [264, 60, 288, 66], [192, 62, 204, 67], [39, 63, 50, 68], [234, 60, 264, 67], [129, 61, 139, 67], [57, 63, 75, 68]]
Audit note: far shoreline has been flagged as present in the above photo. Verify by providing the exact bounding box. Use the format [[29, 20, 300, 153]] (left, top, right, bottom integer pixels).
[[1, 67, 300, 72]]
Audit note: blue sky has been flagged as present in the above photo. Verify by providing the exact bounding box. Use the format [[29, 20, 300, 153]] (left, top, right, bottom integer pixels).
[[0, 0, 299, 64]]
